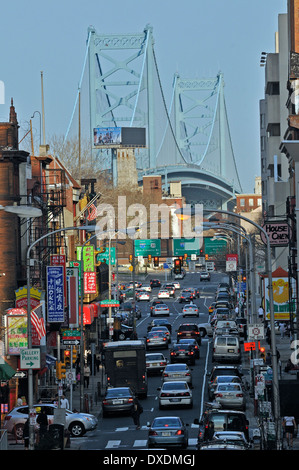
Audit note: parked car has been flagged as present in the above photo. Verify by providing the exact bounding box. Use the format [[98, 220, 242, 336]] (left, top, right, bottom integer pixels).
[[162, 363, 193, 385], [147, 318, 172, 333], [176, 323, 201, 344], [151, 303, 170, 317], [147, 416, 188, 449], [170, 343, 196, 365], [178, 338, 200, 358], [200, 271, 210, 281], [102, 387, 135, 417], [214, 383, 245, 410], [3, 403, 98, 438], [158, 381, 193, 409], [182, 304, 199, 317], [146, 353, 168, 374], [146, 331, 169, 349]]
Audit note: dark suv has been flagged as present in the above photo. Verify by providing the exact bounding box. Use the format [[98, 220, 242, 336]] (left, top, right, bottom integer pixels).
[[176, 323, 201, 344], [194, 409, 249, 447], [150, 279, 161, 288]]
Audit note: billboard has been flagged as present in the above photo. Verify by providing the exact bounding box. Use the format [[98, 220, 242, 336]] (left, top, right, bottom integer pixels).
[[93, 127, 146, 148], [264, 276, 295, 321], [261, 221, 291, 247]]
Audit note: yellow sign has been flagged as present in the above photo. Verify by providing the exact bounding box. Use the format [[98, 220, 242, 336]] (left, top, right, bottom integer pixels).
[[129, 265, 134, 272]]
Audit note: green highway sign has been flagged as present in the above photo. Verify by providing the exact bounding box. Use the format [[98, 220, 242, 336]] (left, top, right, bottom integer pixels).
[[134, 239, 161, 257], [173, 238, 200, 256], [96, 247, 116, 265], [204, 237, 227, 255]]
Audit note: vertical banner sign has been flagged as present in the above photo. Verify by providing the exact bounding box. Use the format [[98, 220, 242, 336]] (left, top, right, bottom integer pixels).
[[47, 266, 64, 322], [66, 267, 79, 327], [50, 254, 67, 307], [82, 245, 95, 272], [84, 272, 97, 294], [70, 260, 81, 296]]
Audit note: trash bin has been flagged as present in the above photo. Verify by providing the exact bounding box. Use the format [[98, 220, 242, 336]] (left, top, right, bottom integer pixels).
[[48, 424, 64, 450]]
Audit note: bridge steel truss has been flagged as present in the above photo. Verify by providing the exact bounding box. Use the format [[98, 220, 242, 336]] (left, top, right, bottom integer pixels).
[[86, 25, 242, 207]]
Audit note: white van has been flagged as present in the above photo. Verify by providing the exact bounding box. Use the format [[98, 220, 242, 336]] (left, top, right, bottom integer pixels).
[[212, 335, 241, 363]]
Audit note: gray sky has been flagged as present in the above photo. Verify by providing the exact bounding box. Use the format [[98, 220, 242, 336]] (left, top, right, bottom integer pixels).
[[0, 0, 287, 192]]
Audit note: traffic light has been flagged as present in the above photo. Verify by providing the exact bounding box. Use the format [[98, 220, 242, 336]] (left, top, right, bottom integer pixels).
[[184, 253, 188, 259], [148, 254, 152, 262], [129, 254, 133, 264], [205, 254, 209, 260], [64, 350, 71, 367], [56, 361, 62, 379], [258, 342, 266, 362], [72, 348, 78, 364], [174, 259, 181, 274], [60, 362, 66, 378], [153, 256, 159, 267], [243, 276, 247, 282], [56, 361, 66, 379]]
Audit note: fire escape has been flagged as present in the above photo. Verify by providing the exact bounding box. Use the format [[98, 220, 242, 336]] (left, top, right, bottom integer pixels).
[[24, 166, 67, 288]]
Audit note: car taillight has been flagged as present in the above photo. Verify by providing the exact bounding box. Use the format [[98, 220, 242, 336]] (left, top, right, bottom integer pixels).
[[4, 415, 11, 421], [171, 352, 175, 355], [236, 393, 243, 397], [186, 373, 191, 376], [160, 361, 166, 366], [215, 393, 223, 398], [102, 399, 109, 405], [149, 430, 158, 436], [175, 429, 184, 435], [128, 398, 134, 402], [163, 373, 168, 377]]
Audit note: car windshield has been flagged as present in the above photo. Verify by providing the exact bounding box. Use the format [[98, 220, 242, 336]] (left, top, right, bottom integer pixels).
[[178, 325, 197, 331], [162, 382, 188, 390], [149, 332, 166, 337], [147, 354, 164, 360], [152, 418, 181, 428], [217, 384, 241, 391], [106, 388, 132, 397], [165, 364, 187, 371]]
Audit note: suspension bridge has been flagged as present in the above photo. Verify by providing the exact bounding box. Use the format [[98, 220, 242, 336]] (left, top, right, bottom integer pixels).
[[65, 24, 242, 210]]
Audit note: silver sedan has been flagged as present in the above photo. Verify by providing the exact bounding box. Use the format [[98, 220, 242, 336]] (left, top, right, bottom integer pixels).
[[158, 381, 193, 409], [162, 363, 193, 385], [214, 383, 245, 410], [182, 304, 199, 317], [147, 416, 188, 449]]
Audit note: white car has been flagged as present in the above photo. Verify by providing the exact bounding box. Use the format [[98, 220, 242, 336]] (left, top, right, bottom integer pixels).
[[138, 291, 150, 301], [182, 304, 199, 317], [152, 304, 170, 316], [173, 281, 181, 289], [158, 381, 193, 409], [142, 284, 152, 292], [214, 383, 245, 410], [146, 353, 168, 374], [158, 289, 170, 299]]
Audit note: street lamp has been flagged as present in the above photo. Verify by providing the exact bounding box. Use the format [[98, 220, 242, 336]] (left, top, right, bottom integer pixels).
[[176, 206, 281, 447]]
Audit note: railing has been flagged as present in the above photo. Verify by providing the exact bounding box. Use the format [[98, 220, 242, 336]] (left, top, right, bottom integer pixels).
[[0, 430, 8, 450]]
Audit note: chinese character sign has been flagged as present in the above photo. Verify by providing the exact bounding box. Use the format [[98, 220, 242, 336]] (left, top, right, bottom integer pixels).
[[84, 272, 97, 294], [47, 266, 64, 322]]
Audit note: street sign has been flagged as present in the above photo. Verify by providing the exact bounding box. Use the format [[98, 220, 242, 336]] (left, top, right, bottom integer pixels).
[[100, 300, 120, 308], [204, 237, 227, 255], [20, 349, 40, 369], [134, 239, 161, 257], [61, 329, 80, 345], [96, 247, 116, 265], [248, 324, 265, 340], [173, 238, 200, 256]]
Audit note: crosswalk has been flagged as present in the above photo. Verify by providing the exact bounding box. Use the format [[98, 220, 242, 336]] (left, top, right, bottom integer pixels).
[[104, 426, 198, 449]]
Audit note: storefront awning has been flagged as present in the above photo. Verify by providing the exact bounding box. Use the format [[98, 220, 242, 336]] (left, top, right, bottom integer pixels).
[[0, 362, 16, 380]]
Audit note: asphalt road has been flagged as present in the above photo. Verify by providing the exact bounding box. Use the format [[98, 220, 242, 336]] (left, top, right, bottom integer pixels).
[[75, 270, 230, 450]]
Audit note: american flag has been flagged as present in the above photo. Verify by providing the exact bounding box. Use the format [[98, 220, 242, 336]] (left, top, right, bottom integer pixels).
[[87, 203, 97, 221], [31, 304, 46, 340]]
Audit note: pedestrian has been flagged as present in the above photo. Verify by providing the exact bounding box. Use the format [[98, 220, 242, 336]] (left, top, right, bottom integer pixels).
[[235, 305, 239, 316], [265, 352, 272, 366], [266, 325, 271, 346], [36, 408, 48, 441], [60, 394, 70, 409], [258, 306, 264, 321], [16, 394, 23, 406], [84, 363, 91, 388], [23, 418, 29, 450], [279, 322, 286, 339], [131, 396, 143, 429], [282, 416, 297, 449]]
